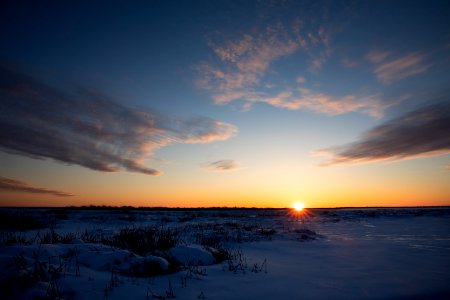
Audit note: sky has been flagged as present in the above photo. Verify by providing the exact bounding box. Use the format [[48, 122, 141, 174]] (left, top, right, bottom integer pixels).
[[0, 0, 449, 208]]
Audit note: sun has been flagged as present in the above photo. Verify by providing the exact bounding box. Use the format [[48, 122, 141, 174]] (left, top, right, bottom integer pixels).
[[293, 201, 304, 212]]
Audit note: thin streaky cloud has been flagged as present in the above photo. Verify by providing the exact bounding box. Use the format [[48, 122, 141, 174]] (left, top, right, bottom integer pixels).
[[341, 57, 359, 68], [267, 89, 395, 118], [366, 50, 391, 64], [374, 52, 430, 84], [0, 176, 74, 197], [250, 88, 403, 118], [203, 160, 240, 172], [316, 101, 450, 166], [0, 65, 237, 176]]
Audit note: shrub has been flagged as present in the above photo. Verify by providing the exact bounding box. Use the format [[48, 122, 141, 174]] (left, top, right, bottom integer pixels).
[[0, 232, 30, 246], [103, 226, 180, 255], [295, 228, 319, 241]]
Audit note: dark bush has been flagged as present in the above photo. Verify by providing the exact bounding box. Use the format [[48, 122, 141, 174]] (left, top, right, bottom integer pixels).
[[295, 228, 318, 241], [125, 260, 168, 277], [103, 226, 179, 255], [0, 232, 30, 246]]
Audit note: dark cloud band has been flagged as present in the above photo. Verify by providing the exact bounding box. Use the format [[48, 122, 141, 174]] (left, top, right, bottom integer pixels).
[[0, 65, 236, 175], [318, 101, 450, 165], [0, 176, 74, 197], [203, 160, 240, 172]]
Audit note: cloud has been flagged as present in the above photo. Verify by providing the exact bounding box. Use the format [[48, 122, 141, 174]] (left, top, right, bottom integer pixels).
[[196, 21, 399, 118], [165, 116, 237, 144], [307, 34, 332, 71], [316, 101, 450, 166], [203, 160, 240, 172], [341, 57, 359, 68], [0, 176, 74, 197], [0, 65, 237, 175], [371, 52, 430, 84], [296, 76, 306, 84], [366, 50, 391, 64], [196, 20, 334, 106], [197, 23, 301, 105], [258, 88, 402, 118]]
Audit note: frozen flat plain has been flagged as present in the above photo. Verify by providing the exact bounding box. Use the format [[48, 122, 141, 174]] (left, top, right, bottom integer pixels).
[[1, 207, 449, 300]]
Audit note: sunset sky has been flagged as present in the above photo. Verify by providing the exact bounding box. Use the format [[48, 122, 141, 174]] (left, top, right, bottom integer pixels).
[[0, 1, 449, 208]]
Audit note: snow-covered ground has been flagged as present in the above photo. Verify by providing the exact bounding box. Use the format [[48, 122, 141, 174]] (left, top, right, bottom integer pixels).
[[1, 208, 449, 299]]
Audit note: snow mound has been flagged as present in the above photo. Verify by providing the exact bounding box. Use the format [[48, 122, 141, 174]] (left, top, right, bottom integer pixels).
[[75, 244, 170, 276], [169, 245, 216, 266], [123, 255, 170, 277]]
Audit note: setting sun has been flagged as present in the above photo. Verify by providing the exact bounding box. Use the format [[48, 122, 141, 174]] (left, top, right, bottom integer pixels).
[[293, 202, 305, 212]]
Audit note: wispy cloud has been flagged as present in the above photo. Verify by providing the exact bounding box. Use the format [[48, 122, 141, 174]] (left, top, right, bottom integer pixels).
[[366, 50, 392, 64], [0, 176, 74, 197], [341, 57, 359, 68], [296, 76, 306, 84], [370, 52, 430, 84], [0, 65, 237, 176], [196, 20, 334, 106], [203, 160, 240, 172], [257, 88, 401, 118], [308, 29, 332, 71], [197, 23, 301, 105], [316, 102, 450, 166], [197, 21, 398, 117]]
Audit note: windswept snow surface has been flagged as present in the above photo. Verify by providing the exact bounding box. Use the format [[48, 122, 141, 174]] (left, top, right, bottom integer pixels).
[[0, 208, 449, 300]]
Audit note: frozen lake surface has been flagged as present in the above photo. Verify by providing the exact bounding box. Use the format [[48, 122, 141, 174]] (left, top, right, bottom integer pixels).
[[1, 207, 449, 299]]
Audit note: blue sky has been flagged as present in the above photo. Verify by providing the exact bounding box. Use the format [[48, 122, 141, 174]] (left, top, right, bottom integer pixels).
[[0, 0, 449, 207]]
